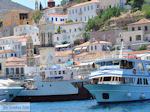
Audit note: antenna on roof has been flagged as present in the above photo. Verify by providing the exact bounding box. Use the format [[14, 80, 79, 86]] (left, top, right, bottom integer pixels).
[[119, 41, 124, 58]]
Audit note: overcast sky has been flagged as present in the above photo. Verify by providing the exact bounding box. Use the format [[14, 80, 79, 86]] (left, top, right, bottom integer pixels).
[[12, 0, 61, 9]]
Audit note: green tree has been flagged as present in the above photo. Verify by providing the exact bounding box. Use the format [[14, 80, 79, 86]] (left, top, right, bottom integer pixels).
[[32, 11, 43, 24], [126, 0, 145, 11], [142, 0, 150, 18], [82, 32, 90, 42], [86, 7, 121, 31], [0, 19, 2, 27], [62, 41, 68, 44], [57, 26, 61, 34], [65, 20, 73, 23], [74, 39, 81, 45], [138, 45, 147, 51]]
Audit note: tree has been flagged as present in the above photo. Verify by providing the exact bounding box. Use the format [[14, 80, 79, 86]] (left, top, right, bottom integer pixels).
[[86, 7, 121, 31], [57, 26, 61, 34], [82, 32, 90, 42], [138, 45, 147, 51], [32, 11, 43, 24], [126, 0, 145, 11], [62, 41, 68, 44], [145, 10, 150, 19], [65, 20, 73, 23], [0, 19, 2, 27], [142, 0, 150, 19], [74, 39, 81, 45]]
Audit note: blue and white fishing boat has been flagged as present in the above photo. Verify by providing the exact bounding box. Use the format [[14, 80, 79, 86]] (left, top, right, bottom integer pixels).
[[84, 58, 150, 103]]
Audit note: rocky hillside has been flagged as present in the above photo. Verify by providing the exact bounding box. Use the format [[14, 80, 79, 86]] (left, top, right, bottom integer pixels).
[[0, 0, 32, 18]]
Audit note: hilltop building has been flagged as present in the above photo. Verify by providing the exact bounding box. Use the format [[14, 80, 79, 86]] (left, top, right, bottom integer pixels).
[[2, 10, 34, 37]]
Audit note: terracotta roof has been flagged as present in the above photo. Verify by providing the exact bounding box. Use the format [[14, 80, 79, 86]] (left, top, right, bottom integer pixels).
[[48, 13, 68, 17], [0, 50, 16, 54], [75, 52, 88, 57], [42, 6, 63, 11], [57, 22, 84, 26], [0, 35, 23, 40], [129, 18, 150, 25], [5, 63, 25, 66], [70, 0, 99, 8], [75, 41, 111, 48], [127, 50, 150, 54], [6, 57, 25, 62], [55, 50, 73, 57]]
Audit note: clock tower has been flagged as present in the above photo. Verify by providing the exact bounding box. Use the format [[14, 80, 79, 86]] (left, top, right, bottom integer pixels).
[[39, 20, 55, 69]]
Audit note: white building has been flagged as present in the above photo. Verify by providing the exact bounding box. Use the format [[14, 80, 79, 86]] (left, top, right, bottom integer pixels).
[[54, 22, 86, 44], [42, 7, 64, 17], [45, 13, 68, 24], [14, 25, 39, 36], [68, 0, 99, 22], [116, 19, 150, 50]]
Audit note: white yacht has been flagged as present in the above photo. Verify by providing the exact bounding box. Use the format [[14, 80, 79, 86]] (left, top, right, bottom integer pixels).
[[13, 66, 91, 102], [84, 58, 150, 103], [0, 79, 22, 102]]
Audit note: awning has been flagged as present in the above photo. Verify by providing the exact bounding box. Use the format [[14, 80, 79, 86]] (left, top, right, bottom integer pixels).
[[74, 47, 81, 51], [56, 44, 70, 48]]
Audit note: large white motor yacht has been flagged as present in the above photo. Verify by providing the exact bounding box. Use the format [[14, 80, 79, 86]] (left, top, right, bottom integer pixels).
[[85, 58, 150, 103]]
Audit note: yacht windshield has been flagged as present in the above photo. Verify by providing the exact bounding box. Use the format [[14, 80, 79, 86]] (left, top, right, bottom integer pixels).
[[96, 61, 120, 67], [120, 60, 134, 69]]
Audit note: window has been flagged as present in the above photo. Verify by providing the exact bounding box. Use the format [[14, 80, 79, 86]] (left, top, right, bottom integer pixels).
[[91, 5, 93, 10], [63, 71, 65, 74], [91, 46, 93, 50], [59, 71, 61, 74], [137, 62, 144, 71], [6, 68, 9, 74], [132, 27, 135, 31], [57, 37, 59, 41], [16, 68, 19, 74], [138, 27, 141, 30], [84, 7, 86, 11], [10, 68, 14, 74], [136, 35, 141, 41], [120, 60, 134, 69], [143, 78, 148, 85], [137, 78, 142, 85], [129, 37, 132, 42], [95, 45, 97, 50], [55, 18, 58, 21], [88, 6, 89, 11], [21, 68, 24, 74], [145, 26, 148, 31], [103, 77, 111, 81]]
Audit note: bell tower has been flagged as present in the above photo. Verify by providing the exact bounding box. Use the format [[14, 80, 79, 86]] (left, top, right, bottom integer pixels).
[[35, 0, 38, 10], [48, 0, 55, 8], [26, 36, 35, 67], [39, 20, 55, 69]]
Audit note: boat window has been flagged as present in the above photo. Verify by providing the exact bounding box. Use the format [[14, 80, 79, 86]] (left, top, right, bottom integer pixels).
[[125, 77, 134, 84], [93, 78, 99, 84], [59, 71, 61, 74], [112, 77, 115, 81], [137, 62, 144, 71], [99, 77, 102, 82], [103, 77, 111, 81], [143, 78, 149, 85], [146, 64, 150, 73], [120, 60, 134, 69], [120, 77, 125, 84], [137, 78, 142, 85]]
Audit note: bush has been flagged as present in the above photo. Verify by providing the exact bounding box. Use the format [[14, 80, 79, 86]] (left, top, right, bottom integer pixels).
[[138, 45, 147, 51], [0, 19, 2, 27], [62, 41, 68, 44], [74, 39, 81, 45], [65, 20, 73, 23], [57, 26, 61, 34], [82, 32, 90, 42]]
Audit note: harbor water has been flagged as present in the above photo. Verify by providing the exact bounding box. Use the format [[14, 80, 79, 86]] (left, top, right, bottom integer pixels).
[[31, 100, 150, 112]]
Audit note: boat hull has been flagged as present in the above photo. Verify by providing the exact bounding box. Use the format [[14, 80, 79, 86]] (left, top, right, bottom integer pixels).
[[84, 84, 150, 103], [12, 86, 92, 102]]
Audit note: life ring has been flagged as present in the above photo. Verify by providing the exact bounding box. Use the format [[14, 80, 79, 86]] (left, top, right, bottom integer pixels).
[[133, 69, 136, 74]]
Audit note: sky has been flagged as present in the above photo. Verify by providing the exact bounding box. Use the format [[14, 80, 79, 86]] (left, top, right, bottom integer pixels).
[[12, 0, 61, 9]]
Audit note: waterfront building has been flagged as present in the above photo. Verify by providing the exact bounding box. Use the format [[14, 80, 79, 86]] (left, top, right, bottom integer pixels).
[[55, 50, 73, 64], [73, 40, 112, 55], [54, 22, 86, 44], [116, 19, 150, 50], [4, 57, 25, 79], [67, 0, 99, 22], [14, 25, 39, 36]]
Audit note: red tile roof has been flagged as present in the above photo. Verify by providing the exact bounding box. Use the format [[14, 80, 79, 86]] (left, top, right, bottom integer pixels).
[[55, 50, 73, 57], [6, 57, 25, 62], [129, 18, 150, 25]]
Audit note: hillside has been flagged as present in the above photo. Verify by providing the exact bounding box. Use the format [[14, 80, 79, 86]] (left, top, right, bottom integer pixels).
[[0, 0, 32, 18]]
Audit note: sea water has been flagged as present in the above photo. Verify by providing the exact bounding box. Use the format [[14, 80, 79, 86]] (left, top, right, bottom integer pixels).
[[31, 100, 150, 112]]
